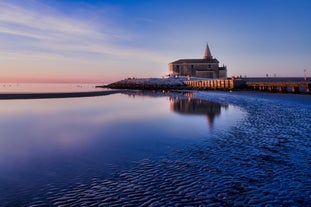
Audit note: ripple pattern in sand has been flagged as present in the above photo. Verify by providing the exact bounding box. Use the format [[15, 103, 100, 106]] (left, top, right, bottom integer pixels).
[[26, 92, 311, 206]]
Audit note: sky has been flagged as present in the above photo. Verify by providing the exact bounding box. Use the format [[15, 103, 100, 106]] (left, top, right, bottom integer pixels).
[[0, 0, 310, 83]]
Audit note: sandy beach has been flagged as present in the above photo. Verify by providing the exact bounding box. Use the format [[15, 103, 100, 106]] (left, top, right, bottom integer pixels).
[[0, 90, 123, 100]]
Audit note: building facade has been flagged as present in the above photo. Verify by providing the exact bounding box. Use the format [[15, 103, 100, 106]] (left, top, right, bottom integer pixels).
[[169, 43, 227, 79]]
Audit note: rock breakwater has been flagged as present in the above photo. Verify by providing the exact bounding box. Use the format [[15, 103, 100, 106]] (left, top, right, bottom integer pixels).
[[99, 78, 188, 90]]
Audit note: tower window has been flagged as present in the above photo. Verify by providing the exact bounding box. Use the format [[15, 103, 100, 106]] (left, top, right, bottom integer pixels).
[[208, 64, 211, 68]]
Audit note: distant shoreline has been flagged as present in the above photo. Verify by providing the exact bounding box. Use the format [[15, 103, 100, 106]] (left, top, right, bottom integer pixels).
[[0, 90, 123, 100]]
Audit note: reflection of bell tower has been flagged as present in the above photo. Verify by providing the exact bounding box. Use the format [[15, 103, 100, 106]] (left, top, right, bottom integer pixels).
[[170, 97, 223, 128], [206, 113, 216, 127]]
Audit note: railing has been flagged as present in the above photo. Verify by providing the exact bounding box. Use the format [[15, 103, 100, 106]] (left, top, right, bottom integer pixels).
[[247, 82, 310, 93]]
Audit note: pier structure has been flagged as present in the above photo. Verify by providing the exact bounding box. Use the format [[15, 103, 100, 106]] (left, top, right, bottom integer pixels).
[[247, 82, 311, 93], [183, 77, 311, 94], [244, 78, 311, 94]]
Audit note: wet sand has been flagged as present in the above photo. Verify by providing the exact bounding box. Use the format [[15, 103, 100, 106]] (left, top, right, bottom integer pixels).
[[0, 90, 123, 100], [21, 91, 311, 206]]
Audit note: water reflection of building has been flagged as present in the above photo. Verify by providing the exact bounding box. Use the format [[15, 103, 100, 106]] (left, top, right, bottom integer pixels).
[[170, 97, 226, 127], [122, 90, 226, 127]]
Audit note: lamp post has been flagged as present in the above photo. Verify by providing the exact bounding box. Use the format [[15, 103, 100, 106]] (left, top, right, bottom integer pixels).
[[304, 69, 310, 93]]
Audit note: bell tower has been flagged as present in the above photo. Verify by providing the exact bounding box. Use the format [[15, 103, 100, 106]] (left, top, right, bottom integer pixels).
[[203, 43, 212, 60]]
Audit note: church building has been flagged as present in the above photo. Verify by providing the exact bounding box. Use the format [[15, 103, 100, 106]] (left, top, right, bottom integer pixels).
[[169, 43, 227, 79]]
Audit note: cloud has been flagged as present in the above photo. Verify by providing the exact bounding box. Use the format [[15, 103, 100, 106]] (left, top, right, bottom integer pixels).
[[0, 1, 103, 40], [0, 1, 167, 63]]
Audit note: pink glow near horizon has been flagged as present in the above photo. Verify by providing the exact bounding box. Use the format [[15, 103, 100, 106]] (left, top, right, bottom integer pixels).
[[0, 76, 108, 84]]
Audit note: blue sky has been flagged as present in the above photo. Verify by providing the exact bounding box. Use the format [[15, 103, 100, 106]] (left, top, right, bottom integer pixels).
[[0, 0, 310, 83]]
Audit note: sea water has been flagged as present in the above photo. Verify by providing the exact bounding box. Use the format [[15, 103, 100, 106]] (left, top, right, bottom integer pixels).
[[0, 83, 102, 93], [0, 88, 310, 206]]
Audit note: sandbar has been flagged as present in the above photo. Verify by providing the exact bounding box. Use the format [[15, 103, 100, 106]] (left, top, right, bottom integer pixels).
[[0, 90, 123, 100]]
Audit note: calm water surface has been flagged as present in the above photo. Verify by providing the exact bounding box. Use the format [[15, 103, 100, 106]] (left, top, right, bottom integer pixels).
[[0, 83, 102, 93], [0, 89, 243, 205]]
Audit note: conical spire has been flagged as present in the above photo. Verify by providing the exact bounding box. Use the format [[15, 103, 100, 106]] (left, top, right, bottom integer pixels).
[[203, 43, 212, 59]]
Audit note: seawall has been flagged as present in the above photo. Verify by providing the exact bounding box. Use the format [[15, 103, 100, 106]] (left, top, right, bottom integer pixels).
[[99, 77, 311, 94], [99, 77, 246, 91]]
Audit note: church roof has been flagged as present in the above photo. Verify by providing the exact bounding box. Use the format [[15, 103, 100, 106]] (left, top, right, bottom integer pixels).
[[170, 58, 219, 64], [170, 43, 220, 64]]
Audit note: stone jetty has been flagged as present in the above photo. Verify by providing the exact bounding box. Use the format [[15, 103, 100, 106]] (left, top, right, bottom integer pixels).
[[100, 77, 311, 94], [244, 77, 311, 93], [99, 77, 246, 91]]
